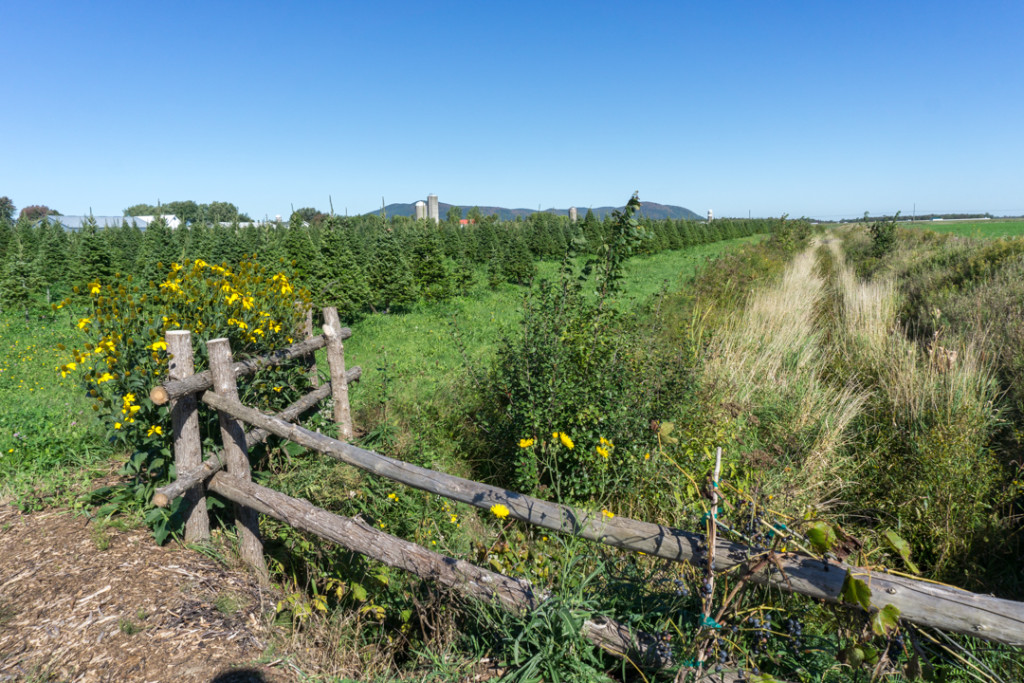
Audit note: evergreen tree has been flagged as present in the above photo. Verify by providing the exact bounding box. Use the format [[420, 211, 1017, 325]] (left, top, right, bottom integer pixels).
[[503, 231, 536, 285], [34, 219, 70, 301], [367, 229, 416, 313], [316, 220, 370, 320], [0, 233, 44, 319], [76, 215, 115, 286], [411, 229, 452, 301], [135, 216, 177, 284]]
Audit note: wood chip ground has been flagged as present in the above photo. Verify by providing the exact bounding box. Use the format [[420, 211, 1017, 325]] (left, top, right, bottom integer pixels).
[[0, 505, 292, 682]]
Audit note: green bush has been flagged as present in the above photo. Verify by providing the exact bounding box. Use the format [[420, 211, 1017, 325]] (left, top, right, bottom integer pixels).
[[60, 257, 312, 539]]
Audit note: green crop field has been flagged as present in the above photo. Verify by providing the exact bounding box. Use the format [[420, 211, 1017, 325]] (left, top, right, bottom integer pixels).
[[902, 219, 1024, 238]]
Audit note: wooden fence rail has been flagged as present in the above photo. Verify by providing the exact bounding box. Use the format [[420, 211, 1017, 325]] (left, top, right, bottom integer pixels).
[[150, 308, 1024, 678], [151, 309, 673, 669]]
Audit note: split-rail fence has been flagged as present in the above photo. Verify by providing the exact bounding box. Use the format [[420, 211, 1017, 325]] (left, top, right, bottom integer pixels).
[[148, 307, 1024, 678]]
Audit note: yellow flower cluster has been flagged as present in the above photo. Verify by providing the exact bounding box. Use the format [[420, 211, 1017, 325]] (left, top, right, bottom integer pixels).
[[518, 437, 535, 448], [553, 431, 574, 450]]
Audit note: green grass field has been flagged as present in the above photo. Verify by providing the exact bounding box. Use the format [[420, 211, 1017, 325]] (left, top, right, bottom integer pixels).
[[902, 219, 1024, 238]]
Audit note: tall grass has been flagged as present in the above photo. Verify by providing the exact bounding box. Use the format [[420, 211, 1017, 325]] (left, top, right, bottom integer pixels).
[[701, 242, 869, 500]]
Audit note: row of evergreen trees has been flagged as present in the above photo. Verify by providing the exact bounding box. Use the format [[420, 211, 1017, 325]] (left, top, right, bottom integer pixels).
[[0, 209, 775, 320]]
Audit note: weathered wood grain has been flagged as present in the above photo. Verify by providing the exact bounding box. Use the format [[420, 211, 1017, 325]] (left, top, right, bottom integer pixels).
[[206, 472, 674, 669], [149, 330, 350, 405], [152, 367, 361, 508]]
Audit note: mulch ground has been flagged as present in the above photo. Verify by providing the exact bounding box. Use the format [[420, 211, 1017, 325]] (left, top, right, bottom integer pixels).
[[0, 505, 294, 683]]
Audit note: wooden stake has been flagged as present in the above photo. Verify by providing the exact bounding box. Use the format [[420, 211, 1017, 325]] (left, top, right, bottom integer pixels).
[[207, 338, 268, 584], [166, 330, 209, 543], [304, 306, 319, 388], [152, 366, 361, 508], [322, 307, 354, 440], [207, 472, 674, 669]]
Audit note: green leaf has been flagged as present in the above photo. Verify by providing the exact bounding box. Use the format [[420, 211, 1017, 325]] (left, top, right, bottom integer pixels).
[[350, 581, 367, 602], [807, 521, 837, 555], [882, 529, 920, 574], [840, 571, 872, 611], [870, 604, 901, 636]]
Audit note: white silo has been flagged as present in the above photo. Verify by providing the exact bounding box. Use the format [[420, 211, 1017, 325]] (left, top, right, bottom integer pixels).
[[427, 194, 439, 224], [414, 201, 427, 221]]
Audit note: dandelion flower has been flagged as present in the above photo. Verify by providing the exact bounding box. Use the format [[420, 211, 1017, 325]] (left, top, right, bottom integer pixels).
[[518, 438, 535, 448], [644, 452, 651, 461], [596, 446, 609, 459], [558, 432, 574, 450], [490, 503, 510, 519]]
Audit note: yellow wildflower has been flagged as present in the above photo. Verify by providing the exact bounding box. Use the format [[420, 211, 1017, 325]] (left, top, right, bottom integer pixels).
[[599, 437, 614, 448], [89, 282, 101, 295], [96, 372, 114, 384], [518, 438, 535, 448], [114, 422, 122, 430], [387, 492, 398, 501], [149, 340, 167, 351], [558, 432, 574, 450], [450, 514, 458, 524], [147, 425, 163, 437], [225, 292, 240, 305], [602, 509, 615, 519], [596, 446, 609, 459], [77, 318, 92, 330], [490, 503, 510, 519], [644, 452, 651, 461]]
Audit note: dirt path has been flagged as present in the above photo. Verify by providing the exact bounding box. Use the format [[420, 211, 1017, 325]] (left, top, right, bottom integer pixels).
[[0, 505, 293, 683]]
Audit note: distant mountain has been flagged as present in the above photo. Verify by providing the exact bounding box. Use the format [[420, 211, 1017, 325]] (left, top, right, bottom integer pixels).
[[368, 201, 701, 222]]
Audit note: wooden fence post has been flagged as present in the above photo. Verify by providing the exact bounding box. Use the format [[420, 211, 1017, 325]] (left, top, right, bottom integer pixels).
[[322, 307, 354, 440], [303, 305, 319, 388], [207, 337, 269, 584], [166, 330, 210, 543]]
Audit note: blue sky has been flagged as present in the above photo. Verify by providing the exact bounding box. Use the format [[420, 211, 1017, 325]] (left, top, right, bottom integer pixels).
[[2, 1, 1021, 220]]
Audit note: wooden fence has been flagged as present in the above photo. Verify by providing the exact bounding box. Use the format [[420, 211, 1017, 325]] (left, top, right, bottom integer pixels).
[[149, 307, 1024, 678]]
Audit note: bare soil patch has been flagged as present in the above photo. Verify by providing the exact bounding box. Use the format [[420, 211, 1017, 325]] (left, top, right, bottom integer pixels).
[[0, 505, 293, 683]]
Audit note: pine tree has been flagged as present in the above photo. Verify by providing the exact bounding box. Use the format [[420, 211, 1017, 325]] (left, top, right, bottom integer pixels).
[[316, 220, 370, 320], [0, 233, 44, 319], [367, 229, 416, 313], [411, 229, 452, 301], [135, 216, 177, 284], [76, 216, 115, 287], [503, 231, 536, 285]]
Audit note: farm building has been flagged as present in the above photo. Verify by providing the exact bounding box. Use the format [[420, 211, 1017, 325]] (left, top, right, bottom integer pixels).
[[42, 214, 181, 232]]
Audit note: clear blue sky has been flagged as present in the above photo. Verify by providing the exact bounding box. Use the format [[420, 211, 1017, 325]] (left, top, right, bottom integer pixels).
[[2, 1, 1021, 220]]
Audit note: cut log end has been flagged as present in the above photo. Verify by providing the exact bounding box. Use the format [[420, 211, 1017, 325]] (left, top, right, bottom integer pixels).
[[152, 492, 170, 508], [150, 386, 169, 405]]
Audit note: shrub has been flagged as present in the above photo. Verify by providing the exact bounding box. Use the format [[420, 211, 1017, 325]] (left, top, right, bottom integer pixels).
[[60, 257, 312, 539]]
